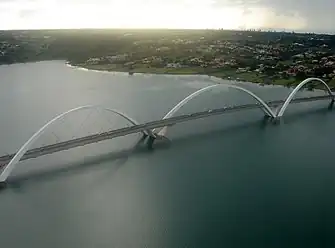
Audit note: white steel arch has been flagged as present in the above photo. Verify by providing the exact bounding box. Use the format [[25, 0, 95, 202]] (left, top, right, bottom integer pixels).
[[156, 84, 275, 136], [277, 78, 334, 117], [0, 105, 150, 182]]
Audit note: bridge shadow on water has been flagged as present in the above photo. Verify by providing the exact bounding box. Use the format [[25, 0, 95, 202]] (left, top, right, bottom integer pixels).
[[276, 105, 334, 124], [2, 104, 334, 191], [159, 104, 334, 147], [0, 122, 265, 191], [5, 141, 152, 191]]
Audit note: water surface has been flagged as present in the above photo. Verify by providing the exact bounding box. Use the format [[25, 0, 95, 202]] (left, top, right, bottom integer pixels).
[[0, 61, 334, 247]]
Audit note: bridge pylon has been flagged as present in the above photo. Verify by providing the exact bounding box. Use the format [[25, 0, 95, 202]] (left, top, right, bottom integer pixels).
[[146, 133, 170, 149]]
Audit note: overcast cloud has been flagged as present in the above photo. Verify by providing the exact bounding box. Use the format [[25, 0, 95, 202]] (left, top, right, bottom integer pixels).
[[0, 0, 333, 33], [220, 0, 335, 32]]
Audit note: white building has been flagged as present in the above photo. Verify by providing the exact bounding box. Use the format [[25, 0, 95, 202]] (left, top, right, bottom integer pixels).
[[166, 63, 182, 68]]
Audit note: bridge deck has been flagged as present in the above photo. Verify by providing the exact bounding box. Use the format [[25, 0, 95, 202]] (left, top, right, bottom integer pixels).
[[0, 95, 332, 168]]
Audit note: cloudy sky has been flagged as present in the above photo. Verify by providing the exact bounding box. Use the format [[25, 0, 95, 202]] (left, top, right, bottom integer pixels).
[[0, 0, 334, 33]]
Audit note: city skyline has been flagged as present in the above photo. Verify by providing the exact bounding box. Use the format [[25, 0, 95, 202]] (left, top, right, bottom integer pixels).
[[0, 0, 334, 34]]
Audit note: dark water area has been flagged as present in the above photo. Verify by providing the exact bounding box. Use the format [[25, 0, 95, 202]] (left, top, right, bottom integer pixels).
[[0, 61, 335, 247]]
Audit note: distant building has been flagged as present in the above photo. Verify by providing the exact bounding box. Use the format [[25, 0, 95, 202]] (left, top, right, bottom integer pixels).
[[293, 43, 304, 47], [166, 63, 182, 68], [86, 58, 101, 65], [156, 47, 170, 52], [236, 68, 247, 73], [325, 61, 335, 67], [106, 54, 128, 62], [293, 54, 304, 59]]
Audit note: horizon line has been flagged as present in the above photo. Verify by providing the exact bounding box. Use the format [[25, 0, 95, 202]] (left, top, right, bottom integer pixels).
[[1, 27, 334, 36]]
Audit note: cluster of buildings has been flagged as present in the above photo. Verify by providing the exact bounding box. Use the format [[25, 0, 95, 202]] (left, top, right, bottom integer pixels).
[[1, 30, 334, 85], [0, 41, 19, 57], [85, 36, 335, 83], [86, 54, 129, 64]]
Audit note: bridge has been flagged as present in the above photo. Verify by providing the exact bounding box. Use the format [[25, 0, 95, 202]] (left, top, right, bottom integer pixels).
[[0, 78, 334, 184]]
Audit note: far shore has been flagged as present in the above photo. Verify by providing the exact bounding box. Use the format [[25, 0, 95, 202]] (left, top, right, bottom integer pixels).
[[1, 60, 329, 91], [69, 62, 306, 88]]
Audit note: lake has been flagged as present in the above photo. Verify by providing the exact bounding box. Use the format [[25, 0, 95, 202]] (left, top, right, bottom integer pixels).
[[0, 61, 335, 247]]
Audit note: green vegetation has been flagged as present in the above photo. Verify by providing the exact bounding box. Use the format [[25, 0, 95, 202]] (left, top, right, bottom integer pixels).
[[1, 29, 335, 88], [78, 63, 299, 85], [80, 63, 207, 75]]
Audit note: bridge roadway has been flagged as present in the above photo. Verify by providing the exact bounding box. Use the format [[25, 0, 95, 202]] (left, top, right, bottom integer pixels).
[[0, 95, 332, 168]]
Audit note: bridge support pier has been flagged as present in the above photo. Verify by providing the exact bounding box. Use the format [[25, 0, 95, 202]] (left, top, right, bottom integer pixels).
[[263, 115, 270, 120], [147, 136, 156, 150], [328, 99, 334, 110], [0, 181, 7, 190], [263, 114, 278, 124], [146, 134, 171, 150], [139, 133, 149, 142], [271, 116, 282, 124], [263, 114, 274, 122]]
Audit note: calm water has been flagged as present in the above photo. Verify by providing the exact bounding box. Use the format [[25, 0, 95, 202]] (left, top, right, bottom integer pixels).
[[0, 61, 335, 247]]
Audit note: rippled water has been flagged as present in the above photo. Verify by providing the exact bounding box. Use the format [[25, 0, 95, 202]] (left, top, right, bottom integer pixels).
[[0, 61, 334, 247]]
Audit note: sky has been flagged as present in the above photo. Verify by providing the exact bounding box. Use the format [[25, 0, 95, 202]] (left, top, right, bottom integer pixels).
[[0, 0, 334, 33]]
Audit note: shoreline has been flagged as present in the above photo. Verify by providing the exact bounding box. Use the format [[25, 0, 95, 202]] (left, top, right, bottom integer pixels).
[[70, 63, 335, 93], [1, 60, 330, 91], [68, 62, 305, 88]]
